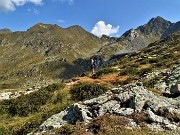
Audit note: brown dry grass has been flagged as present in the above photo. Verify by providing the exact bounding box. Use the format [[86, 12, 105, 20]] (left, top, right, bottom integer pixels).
[[64, 72, 128, 91], [138, 64, 151, 70], [77, 73, 127, 83]]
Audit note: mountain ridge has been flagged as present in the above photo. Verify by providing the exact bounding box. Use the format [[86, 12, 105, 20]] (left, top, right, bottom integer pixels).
[[0, 23, 102, 88], [96, 16, 180, 59], [0, 16, 180, 89]]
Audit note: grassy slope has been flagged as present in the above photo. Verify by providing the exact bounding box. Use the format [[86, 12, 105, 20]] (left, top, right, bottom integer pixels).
[[0, 33, 180, 135], [0, 24, 102, 90], [53, 32, 180, 135]]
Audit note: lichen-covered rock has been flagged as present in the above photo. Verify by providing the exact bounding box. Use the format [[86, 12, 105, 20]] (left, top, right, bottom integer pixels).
[[40, 103, 92, 131], [35, 64, 180, 134]]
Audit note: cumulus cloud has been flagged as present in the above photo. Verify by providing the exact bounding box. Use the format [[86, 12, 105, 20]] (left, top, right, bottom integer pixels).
[[0, 0, 43, 12], [91, 21, 119, 37]]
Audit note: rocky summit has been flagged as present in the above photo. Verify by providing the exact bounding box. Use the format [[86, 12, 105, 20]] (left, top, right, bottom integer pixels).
[[97, 16, 180, 60]]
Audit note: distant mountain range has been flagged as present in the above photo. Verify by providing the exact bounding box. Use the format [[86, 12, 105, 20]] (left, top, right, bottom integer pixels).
[[97, 16, 180, 59], [0, 28, 12, 34], [0, 16, 179, 88]]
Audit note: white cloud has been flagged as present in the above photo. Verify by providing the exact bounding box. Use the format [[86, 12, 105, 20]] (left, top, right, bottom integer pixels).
[[58, 19, 65, 23], [0, 0, 43, 12], [91, 21, 119, 37]]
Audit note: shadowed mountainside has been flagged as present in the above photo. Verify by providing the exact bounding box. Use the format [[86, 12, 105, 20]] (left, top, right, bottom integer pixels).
[[0, 24, 102, 89]]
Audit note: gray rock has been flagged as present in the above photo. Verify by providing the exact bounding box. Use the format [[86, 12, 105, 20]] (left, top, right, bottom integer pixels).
[[146, 123, 164, 132], [167, 65, 180, 88], [83, 90, 113, 105], [35, 65, 180, 133], [146, 109, 178, 130], [98, 100, 119, 115], [170, 84, 180, 94], [40, 103, 92, 130], [114, 108, 134, 116], [155, 81, 168, 92]]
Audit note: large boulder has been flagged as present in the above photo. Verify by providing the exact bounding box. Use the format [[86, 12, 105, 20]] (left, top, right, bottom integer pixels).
[[39, 103, 92, 131]]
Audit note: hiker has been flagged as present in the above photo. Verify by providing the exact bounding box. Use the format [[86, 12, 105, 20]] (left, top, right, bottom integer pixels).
[[90, 58, 95, 74]]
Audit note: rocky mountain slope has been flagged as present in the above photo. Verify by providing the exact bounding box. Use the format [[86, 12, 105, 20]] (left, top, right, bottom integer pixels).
[[0, 16, 179, 90], [31, 32, 180, 135], [0, 30, 179, 135], [161, 21, 180, 38], [97, 16, 180, 60], [0, 24, 102, 89]]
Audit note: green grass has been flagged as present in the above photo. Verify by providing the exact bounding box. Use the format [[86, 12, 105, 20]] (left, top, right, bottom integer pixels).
[[111, 32, 180, 85], [70, 83, 109, 101], [0, 83, 72, 135], [92, 67, 118, 79], [144, 75, 163, 89]]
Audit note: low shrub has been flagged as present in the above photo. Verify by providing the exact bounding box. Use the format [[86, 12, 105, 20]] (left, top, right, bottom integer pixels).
[[52, 124, 77, 135], [149, 58, 159, 63], [128, 112, 151, 125], [139, 59, 149, 65], [119, 67, 138, 76], [86, 114, 131, 135], [143, 76, 162, 88], [0, 83, 11, 89], [0, 126, 8, 135], [70, 83, 109, 101], [0, 83, 65, 117], [92, 67, 118, 79], [112, 76, 138, 86], [138, 67, 153, 76]]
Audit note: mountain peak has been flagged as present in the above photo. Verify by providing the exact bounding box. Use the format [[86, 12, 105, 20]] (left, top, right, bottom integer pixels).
[[148, 16, 171, 25], [27, 23, 61, 32], [0, 28, 12, 34], [66, 25, 85, 31], [135, 16, 172, 40]]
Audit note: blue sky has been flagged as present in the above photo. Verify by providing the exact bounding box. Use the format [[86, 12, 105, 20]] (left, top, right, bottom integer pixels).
[[0, 0, 180, 37]]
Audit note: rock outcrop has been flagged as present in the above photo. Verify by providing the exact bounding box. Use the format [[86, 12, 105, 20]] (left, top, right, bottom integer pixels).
[[30, 64, 180, 134], [154, 65, 180, 93], [36, 80, 180, 133]]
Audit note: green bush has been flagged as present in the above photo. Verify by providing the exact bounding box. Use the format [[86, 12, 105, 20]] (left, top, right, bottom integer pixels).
[[129, 112, 151, 125], [92, 68, 117, 79], [119, 67, 138, 76], [149, 58, 159, 63], [70, 83, 109, 101], [52, 124, 77, 135], [144, 76, 162, 88], [0, 83, 65, 116], [138, 67, 153, 76], [0, 126, 7, 135], [0, 83, 11, 89], [112, 76, 137, 86]]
